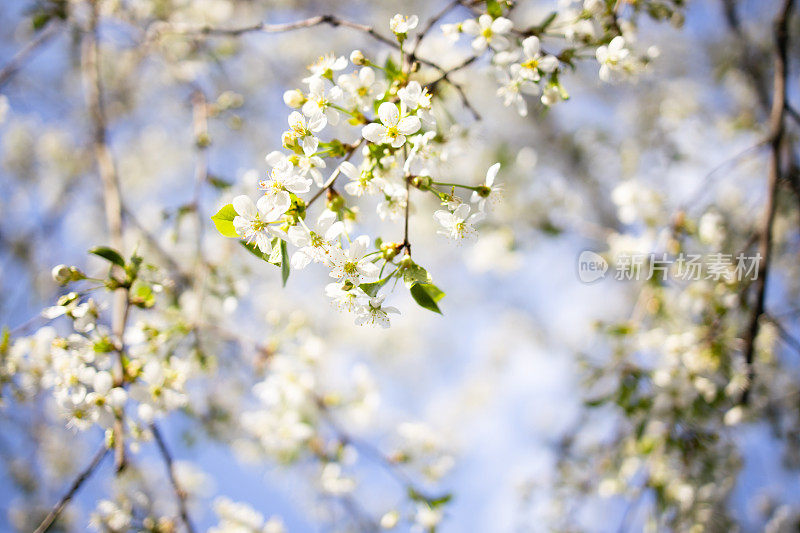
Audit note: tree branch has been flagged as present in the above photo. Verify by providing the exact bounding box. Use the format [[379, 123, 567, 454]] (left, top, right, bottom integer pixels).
[[33, 443, 109, 533], [151, 423, 196, 533], [82, 0, 129, 469], [307, 140, 363, 206], [0, 22, 61, 89], [739, 0, 794, 404]]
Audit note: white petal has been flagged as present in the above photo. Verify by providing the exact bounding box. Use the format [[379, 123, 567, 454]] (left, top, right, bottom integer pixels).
[[397, 116, 421, 135], [362, 123, 388, 143], [350, 235, 370, 258], [360, 67, 375, 85], [461, 18, 480, 35], [265, 150, 285, 167], [274, 191, 292, 213], [291, 250, 313, 269], [324, 221, 345, 241], [378, 102, 400, 127], [338, 161, 359, 180], [491, 17, 513, 34], [233, 195, 257, 218], [302, 136, 319, 156], [454, 203, 471, 221], [288, 111, 304, 129], [485, 163, 500, 187], [539, 55, 559, 73], [522, 36, 540, 58]]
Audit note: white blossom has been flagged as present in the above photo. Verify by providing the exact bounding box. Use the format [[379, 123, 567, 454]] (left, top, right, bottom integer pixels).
[[362, 102, 421, 148], [461, 14, 513, 51]]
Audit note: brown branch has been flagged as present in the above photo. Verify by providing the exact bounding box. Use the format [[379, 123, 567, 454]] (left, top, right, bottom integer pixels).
[[410, 0, 463, 58], [151, 423, 196, 533], [160, 13, 482, 119], [740, 0, 794, 405], [424, 54, 482, 120], [786, 103, 800, 126], [33, 443, 109, 533], [765, 313, 800, 357], [0, 22, 61, 89], [161, 14, 398, 51], [82, 0, 129, 469], [307, 140, 363, 206]]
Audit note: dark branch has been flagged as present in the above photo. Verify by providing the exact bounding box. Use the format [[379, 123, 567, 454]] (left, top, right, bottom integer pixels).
[[739, 0, 794, 404], [33, 443, 109, 533], [151, 423, 197, 533]]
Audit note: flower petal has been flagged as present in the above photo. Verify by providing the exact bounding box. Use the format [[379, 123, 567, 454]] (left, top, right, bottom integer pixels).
[[397, 116, 421, 135], [233, 195, 257, 218], [485, 163, 500, 187], [378, 102, 400, 127]]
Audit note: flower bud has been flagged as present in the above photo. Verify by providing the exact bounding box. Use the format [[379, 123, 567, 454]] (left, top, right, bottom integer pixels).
[[410, 175, 433, 190], [282, 89, 305, 109], [380, 242, 402, 261], [326, 189, 345, 211], [349, 49, 367, 66], [52, 264, 72, 284]]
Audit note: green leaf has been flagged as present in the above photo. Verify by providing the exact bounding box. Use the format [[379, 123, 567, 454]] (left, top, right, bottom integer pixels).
[[240, 240, 271, 262], [0, 326, 9, 356], [207, 175, 233, 189], [409, 282, 444, 314], [89, 246, 125, 267], [486, 0, 503, 18], [130, 282, 155, 308], [401, 262, 431, 287], [383, 56, 402, 81], [359, 270, 397, 297], [211, 203, 239, 238], [280, 239, 290, 287]]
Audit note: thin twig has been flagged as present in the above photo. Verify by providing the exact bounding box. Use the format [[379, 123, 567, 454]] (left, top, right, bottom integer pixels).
[[307, 140, 363, 206], [739, 0, 794, 404], [158, 14, 482, 119], [0, 22, 61, 89], [785, 103, 800, 126], [764, 313, 800, 357], [82, 0, 129, 469], [410, 0, 463, 58], [151, 423, 196, 533], [33, 443, 109, 533]]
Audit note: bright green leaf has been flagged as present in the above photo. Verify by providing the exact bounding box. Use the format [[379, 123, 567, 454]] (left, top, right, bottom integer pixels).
[[211, 203, 239, 238], [89, 246, 125, 267], [401, 262, 431, 287], [409, 282, 444, 314], [280, 239, 290, 287], [486, 0, 503, 18], [240, 241, 271, 262]]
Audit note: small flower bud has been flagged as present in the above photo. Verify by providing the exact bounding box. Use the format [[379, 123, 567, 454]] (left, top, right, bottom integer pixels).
[[410, 175, 433, 190], [52, 264, 72, 284], [349, 49, 367, 66], [326, 189, 345, 211], [282, 89, 305, 108], [380, 242, 402, 261]]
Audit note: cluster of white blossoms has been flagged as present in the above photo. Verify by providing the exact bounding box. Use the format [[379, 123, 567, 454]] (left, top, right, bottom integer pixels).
[[441, 0, 659, 116], [3, 285, 191, 436], [209, 497, 286, 533], [213, 14, 507, 327]]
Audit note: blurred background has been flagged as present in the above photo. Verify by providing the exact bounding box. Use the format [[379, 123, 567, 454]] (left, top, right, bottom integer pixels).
[[1, 0, 800, 531]]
